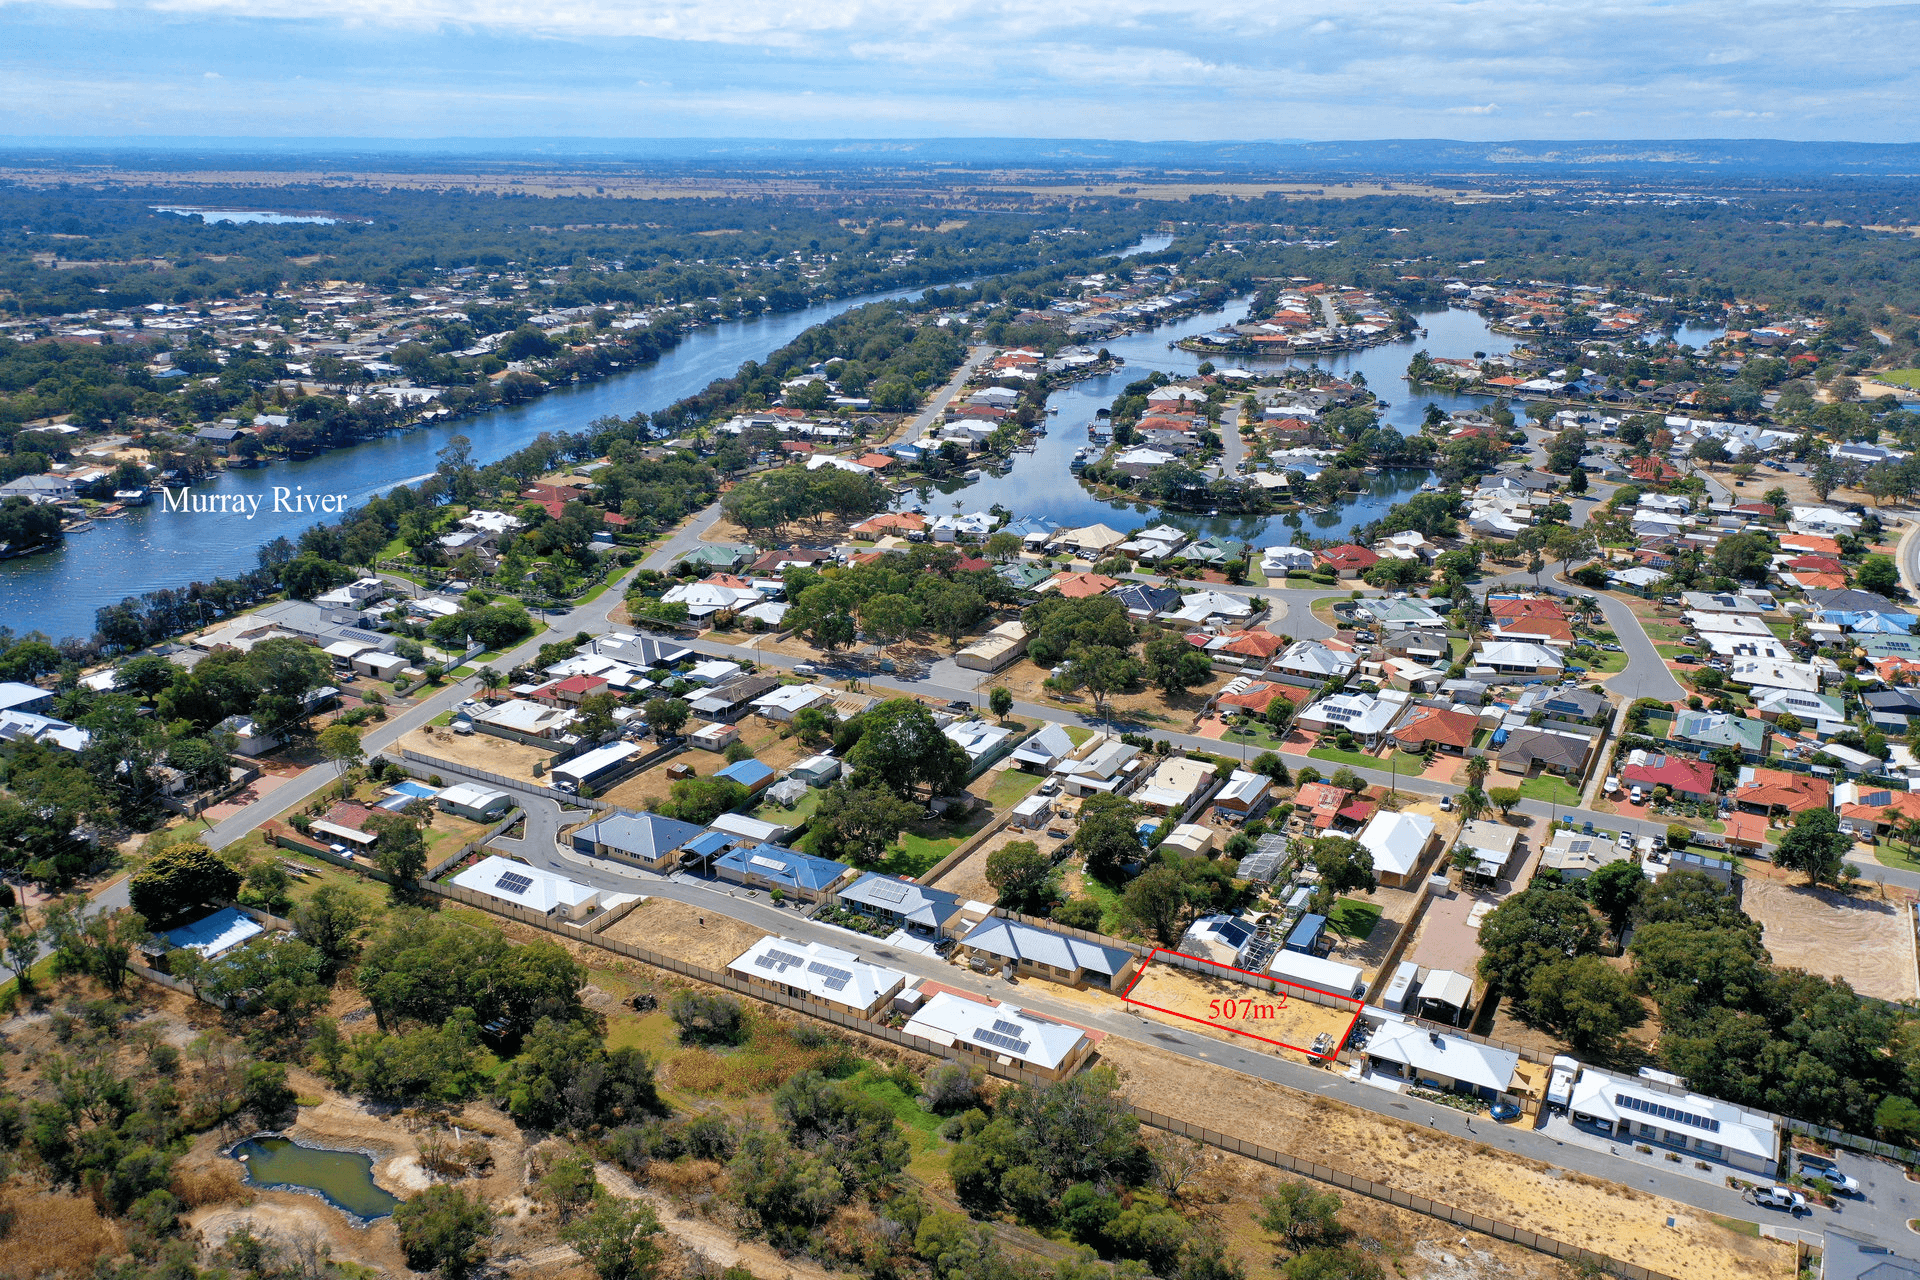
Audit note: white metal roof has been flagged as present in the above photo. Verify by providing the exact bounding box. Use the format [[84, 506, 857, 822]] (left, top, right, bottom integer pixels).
[[902, 991, 1088, 1071], [1357, 810, 1434, 878], [1568, 1067, 1778, 1161], [452, 854, 599, 914], [728, 936, 905, 1009], [1365, 1018, 1518, 1093]]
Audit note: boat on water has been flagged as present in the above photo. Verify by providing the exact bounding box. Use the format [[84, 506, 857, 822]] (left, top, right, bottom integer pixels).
[[964, 469, 983, 482], [1421, 481, 1438, 491]]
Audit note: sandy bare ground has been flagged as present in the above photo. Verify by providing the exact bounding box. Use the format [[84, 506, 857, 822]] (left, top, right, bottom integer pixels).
[[1742, 878, 1917, 1001], [1121, 961, 1358, 1062], [603, 896, 769, 970], [927, 823, 1047, 902], [1100, 1039, 1794, 1280], [396, 725, 555, 783]]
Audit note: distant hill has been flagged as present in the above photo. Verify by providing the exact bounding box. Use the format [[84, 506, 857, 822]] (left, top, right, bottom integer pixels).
[[4, 135, 1920, 176]]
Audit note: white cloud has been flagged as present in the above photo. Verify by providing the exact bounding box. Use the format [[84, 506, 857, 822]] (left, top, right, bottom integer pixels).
[[1447, 102, 1500, 115]]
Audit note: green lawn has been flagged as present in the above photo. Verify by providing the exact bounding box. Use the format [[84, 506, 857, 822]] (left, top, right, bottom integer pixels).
[[982, 768, 1044, 808], [1327, 898, 1382, 941], [1074, 866, 1129, 934], [1064, 726, 1096, 746], [869, 808, 995, 878], [1579, 649, 1629, 674], [1222, 724, 1289, 752], [1873, 840, 1920, 874], [1307, 745, 1385, 772], [1654, 644, 1695, 660], [1643, 622, 1690, 642], [754, 786, 823, 829], [1519, 775, 1583, 806], [428, 710, 455, 727], [1384, 751, 1432, 777], [1874, 368, 1920, 390]]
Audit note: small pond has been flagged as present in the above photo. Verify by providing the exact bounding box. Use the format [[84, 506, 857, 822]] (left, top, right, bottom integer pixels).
[[231, 1136, 401, 1221]]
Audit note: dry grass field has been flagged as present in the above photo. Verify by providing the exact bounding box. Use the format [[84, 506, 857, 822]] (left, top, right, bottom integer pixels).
[[395, 724, 554, 783], [1121, 959, 1358, 1062], [600, 895, 769, 970], [1101, 1039, 1796, 1280], [1742, 878, 1916, 1001]]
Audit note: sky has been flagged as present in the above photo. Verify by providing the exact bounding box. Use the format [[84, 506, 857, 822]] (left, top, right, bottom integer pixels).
[[2, 0, 1918, 142]]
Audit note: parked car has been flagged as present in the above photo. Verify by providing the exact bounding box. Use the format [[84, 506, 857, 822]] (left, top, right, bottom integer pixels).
[[1602, 775, 1619, 795], [1440, 796, 1454, 812], [1674, 653, 1701, 664], [1039, 779, 1061, 796], [1490, 1103, 1522, 1122], [946, 699, 972, 712], [1752, 1186, 1807, 1213], [792, 663, 820, 677], [1601, 643, 1624, 652], [1629, 784, 1646, 804], [1797, 1154, 1861, 1194], [1355, 630, 1377, 643], [1616, 830, 1633, 851]]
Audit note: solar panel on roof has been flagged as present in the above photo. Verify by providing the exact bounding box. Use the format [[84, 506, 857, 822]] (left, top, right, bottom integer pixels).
[[867, 881, 909, 903], [807, 960, 854, 990], [973, 1027, 1030, 1055], [749, 854, 788, 871], [756, 947, 805, 972], [494, 871, 534, 895], [990, 1018, 1027, 1036]]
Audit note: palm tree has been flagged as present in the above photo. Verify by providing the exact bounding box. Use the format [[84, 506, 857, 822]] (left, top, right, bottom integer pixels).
[[1464, 755, 1490, 791], [1457, 787, 1491, 824], [1897, 816, 1920, 864], [476, 666, 504, 699]]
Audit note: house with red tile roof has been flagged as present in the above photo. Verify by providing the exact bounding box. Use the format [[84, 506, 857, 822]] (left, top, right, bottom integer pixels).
[[1491, 617, 1575, 648], [1785, 572, 1849, 591], [853, 453, 896, 470], [1387, 705, 1480, 755], [537, 674, 609, 707], [1316, 545, 1380, 578], [1296, 782, 1348, 829], [1733, 767, 1830, 816], [780, 440, 816, 455], [1837, 786, 1920, 838], [1216, 681, 1306, 715], [1785, 555, 1845, 574], [852, 511, 927, 538], [1213, 630, 1285, 660], [1628, 456, 1682, 484], [1489, 597, 1567, 620], [1622, 754, 1716, 803], [1043, 572, 1120, 599], [1723, 810, 1771, 852], [1780, 534, 1843, 557]]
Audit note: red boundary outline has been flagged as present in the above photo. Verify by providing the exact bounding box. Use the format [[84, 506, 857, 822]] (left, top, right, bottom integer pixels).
[[1119, 947, 1364, 1060]]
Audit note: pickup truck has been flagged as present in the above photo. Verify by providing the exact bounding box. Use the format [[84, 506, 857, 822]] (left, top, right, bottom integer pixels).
[[1797, 1154, 1861, 1194], [1752, 1186, 1807, 1213]]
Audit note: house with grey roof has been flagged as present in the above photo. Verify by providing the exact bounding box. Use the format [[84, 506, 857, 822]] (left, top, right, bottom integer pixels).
[[835, 873, 977, 938], [958, 917, 1140, 991], [572, 811, 708, 871]]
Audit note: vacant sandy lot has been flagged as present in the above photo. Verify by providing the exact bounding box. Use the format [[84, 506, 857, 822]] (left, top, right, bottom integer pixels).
[[1742, 879, 1916, 1001], [602, 896, 769, 970], [1102, 1038, 1795, 1280], [930, 823, 1056, 904], [600, 751, 711, 812], [1121, 959, 1358, 1062], [396, 725, 554, 783]]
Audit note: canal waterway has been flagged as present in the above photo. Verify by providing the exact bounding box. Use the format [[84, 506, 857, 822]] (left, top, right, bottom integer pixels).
[[910, 300, 1537, 554]]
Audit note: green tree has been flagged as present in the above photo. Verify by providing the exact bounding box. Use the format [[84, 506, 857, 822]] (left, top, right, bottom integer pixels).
[[1586, 858, 1645, 934], [859, 593, 923, 646], [988, 686, 1014, 721], [790, 705, 838, 746], [848, 698, 970, 799], [1486, 786, 1521, 816], [1122, 864, 1196, 947], [642, 696, 690, 737], [1876, 1095, 1920, 1145], [394, 1184, 495, 1280], [316, 722, 364, 798], [502, 1016, 662, 1131], [1476, 882, 1603, 995], [659, 776, 749, 825], [809, 783, 921, 866], [1143, 632, 1215, 696], [1524, 954, 1645, 1052], [1857, 554, 1901, 597], [562, 1198, 666, 1280], [1257, 1180, 1344, 1253], [1310, 837, 1376, 896], [129, 842, 239, 925], [1283, 1248, 1382, 1280], [985, 840, 1058, 913], [1077, 793, 1145, 881], [366, 812, 429, 883], [289, 884, 371, 980], [1774, 806, 1851, 886]]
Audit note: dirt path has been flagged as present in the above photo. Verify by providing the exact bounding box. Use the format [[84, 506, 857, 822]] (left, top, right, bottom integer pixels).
[[596, 1163, 845, 1280], [1742, 878, 1917, 1001]]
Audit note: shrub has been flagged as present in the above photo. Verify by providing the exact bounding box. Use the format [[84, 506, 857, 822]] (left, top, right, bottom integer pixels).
[[668, 991, 748, 1045]]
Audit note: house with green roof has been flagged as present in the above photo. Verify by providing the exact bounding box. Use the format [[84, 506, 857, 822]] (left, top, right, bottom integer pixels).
[[1671, 709, 1769, 761], [997, 561, 1055, 592], [676, 544, 754, 571]]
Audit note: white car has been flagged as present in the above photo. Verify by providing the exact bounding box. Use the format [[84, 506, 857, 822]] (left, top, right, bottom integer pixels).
[[1753, 1186, 1807, 1213], [1616, 831, 1633, 851], [1602, 775, 1619, 795], [1629, 784, 1645, 804]]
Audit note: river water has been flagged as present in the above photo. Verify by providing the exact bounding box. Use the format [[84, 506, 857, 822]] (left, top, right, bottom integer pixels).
[[2, 281, 949, 642], [911, 300, 1535, 553]]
